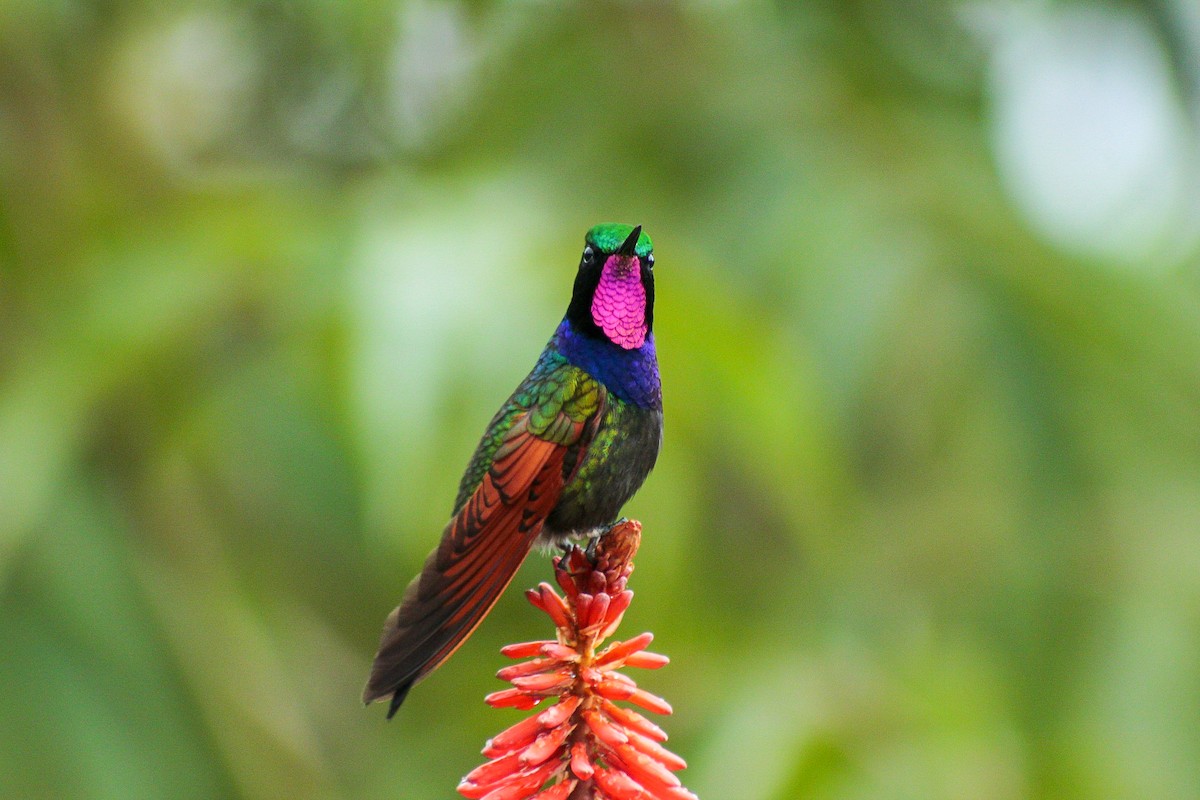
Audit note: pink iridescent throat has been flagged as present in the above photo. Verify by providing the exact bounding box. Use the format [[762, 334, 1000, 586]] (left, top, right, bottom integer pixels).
[[591, 254, 647, 349]]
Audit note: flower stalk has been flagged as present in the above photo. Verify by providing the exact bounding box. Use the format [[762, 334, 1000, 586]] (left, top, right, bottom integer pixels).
[[457, 519, 696, 800]]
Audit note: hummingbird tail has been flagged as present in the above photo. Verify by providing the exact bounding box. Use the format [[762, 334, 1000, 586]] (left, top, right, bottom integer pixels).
[[363, 430, 566, 717], [362, 525, 537, 717]]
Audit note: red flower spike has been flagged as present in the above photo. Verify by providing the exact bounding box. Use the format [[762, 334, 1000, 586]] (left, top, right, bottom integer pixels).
[[625, 729, 687, 772], [458, 781, 490, 800], [520, 723, 574, 766], [537, 585, 571, 629], [626, 689, 673, 717], [540, 643, 580, 661], [531, 780, 577, 800], [599, 591, 634, 638], [583, 709, 630, 749], [595, 633, 654, 667], [602, 671, 638, 689], [553, 560, 576, 596], [587, 571, 607, 595], [592, 767, 651, 800], [613, 745, 682, 789], [585, 593, 611, 630], [484, 715, 547, 757], [511, 669, 574, 693], [497, 657, 556, 680], [486, 688, 542, 710], [599, 701, 669, 743], [503, 641, 559, 659], [622, 651, 669, 670], [570, 742, 595, 781], [459, 520, 695, 800], [478, 760, 563, 800], [463, 752, 525, 789], [525, 589, 548, 612], [537, 695, 582, 728], [593, 676, 636, 703]]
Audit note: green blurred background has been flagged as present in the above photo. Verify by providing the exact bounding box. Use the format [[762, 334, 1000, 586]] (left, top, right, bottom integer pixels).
[[4, 1, 1200, 798]]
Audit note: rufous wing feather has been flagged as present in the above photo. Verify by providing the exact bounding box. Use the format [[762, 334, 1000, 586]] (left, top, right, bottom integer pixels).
[[363, 421, 567, 717]]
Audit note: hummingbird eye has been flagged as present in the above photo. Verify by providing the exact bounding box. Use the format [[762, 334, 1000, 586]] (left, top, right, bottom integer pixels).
[[645, 253, 654, 268], [582, 246, 596, 266]]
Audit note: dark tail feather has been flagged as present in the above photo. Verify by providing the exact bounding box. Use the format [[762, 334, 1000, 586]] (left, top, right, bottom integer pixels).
[[362, 510, 540, 715], [364, 428, 564, 715], [385, 680, 414, 719]]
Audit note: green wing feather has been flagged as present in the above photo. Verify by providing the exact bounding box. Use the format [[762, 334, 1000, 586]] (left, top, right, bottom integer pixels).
[[452, 352, 603, 514]]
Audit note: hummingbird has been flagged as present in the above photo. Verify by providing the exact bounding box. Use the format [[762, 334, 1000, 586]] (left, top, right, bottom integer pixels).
[[364, 223, 663, 717]]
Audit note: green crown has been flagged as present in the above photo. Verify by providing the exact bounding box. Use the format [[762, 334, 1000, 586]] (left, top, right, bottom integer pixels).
[[585, 223, 653, 258]]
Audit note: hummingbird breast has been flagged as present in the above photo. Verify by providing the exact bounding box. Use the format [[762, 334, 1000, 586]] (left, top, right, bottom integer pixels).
[[542, 397, 662, 540]]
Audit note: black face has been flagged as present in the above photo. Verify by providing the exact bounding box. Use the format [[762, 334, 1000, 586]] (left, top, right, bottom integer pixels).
[[565, 238, 655, 340]]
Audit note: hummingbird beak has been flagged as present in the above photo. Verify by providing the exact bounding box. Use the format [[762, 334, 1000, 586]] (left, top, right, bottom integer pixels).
[[617, 225, 642, 257]]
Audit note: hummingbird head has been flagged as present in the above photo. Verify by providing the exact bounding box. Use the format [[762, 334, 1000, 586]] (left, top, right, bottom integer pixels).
[[566, 223, 655, 350]]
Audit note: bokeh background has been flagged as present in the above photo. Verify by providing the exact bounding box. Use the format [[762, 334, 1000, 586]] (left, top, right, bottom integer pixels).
[[4, 1, 1200, 798]]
